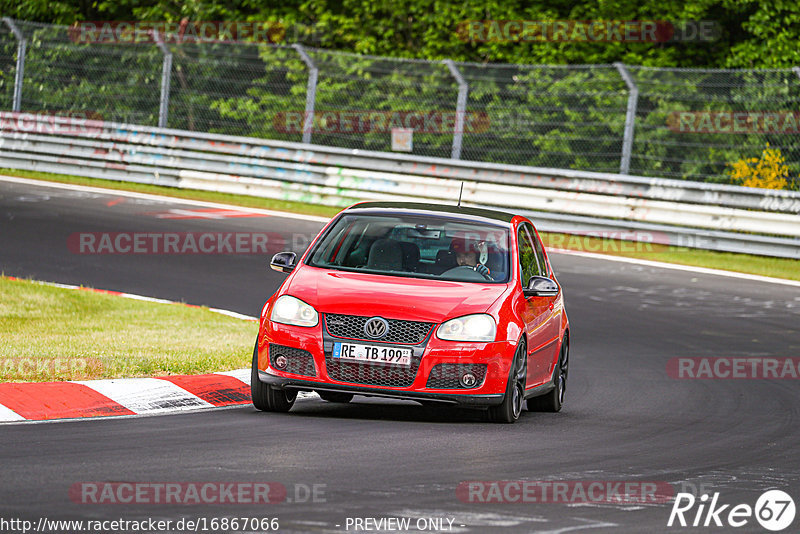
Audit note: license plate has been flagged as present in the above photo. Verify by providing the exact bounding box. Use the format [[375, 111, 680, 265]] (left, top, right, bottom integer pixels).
[[332, 342, 412, 367]]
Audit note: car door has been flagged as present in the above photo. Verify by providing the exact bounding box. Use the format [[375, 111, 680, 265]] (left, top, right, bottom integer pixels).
[[517, 222, 560, 387], [530, 224, 562, 366]]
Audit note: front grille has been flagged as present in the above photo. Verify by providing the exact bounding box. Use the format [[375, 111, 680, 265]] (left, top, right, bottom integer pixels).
[[325, 359, 420, 387], [426, 363, 488, 389], [325, 314, 433, 344], [269, 344, 316, 377]]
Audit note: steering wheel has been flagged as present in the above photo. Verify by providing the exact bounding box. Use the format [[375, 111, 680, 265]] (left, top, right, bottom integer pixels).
[[474, 263, 493, 281], [442, 265, 493, 281]]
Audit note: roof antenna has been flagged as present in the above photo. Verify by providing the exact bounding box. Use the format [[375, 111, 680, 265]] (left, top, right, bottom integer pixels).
[[457, 182, 464, 207]]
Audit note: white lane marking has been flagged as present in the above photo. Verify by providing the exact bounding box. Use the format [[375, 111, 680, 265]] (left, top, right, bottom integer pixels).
[[0, 403, 25, 422], [391, 509, 542, 527], [216, 369, 250, 384], [550, 248, 800, 287], [118, 292, 175, 304], [74, 378, 212, 414], [3, 175, 797, 287], [208, 307, 257, 321], [152, 208, 262, 219], [567, 502, 645, 511], [0, 175, 331, 223]]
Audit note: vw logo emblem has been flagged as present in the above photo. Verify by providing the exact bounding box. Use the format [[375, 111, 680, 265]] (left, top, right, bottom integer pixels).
[[364, 317, 389, 339]]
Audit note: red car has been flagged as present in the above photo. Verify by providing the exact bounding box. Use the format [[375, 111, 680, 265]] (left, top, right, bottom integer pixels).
[[251, 202, 569, 423]]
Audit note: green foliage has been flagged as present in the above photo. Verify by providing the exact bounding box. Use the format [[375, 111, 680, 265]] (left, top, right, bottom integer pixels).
[[2, 0, 800, 68], [724, 0, 800, 68], [2, 0, 800, 183]]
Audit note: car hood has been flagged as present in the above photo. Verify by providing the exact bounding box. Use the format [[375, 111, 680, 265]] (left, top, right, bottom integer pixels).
[[285, 266, 509, 323]]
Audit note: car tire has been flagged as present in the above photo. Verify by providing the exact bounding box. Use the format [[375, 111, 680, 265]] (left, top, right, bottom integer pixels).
[[317, 391, 354, 403], [527, 334, 568, 413], [488, 339, 527, 424], [251, 340, 297, 412]]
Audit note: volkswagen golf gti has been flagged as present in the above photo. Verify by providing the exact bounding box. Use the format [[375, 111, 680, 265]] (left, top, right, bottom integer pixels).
[[251, 201, 569, 423]]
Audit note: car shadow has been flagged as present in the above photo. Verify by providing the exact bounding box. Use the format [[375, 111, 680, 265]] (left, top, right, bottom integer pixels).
[[288, 397, 492, 424]]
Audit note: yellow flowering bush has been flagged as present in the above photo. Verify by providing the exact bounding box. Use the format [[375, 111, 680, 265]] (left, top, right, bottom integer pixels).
[[727, 144, 792, 190]]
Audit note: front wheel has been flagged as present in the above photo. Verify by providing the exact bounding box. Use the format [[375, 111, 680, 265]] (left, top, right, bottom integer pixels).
[[528, 334, 568, 413], [488, 339, 526, 423], [251, 340, 297, 412]]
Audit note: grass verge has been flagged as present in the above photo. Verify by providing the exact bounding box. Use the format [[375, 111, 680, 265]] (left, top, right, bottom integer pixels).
[[2, 168, 798, 282], [0, 276, 256, 382]]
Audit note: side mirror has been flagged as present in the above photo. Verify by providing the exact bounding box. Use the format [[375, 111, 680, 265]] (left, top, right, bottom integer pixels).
[[523, 276, 559, 298], [270, 251, 297, 274]]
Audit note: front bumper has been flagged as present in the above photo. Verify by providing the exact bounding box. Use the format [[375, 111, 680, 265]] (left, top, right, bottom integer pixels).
[[258, 371, 503, 406]]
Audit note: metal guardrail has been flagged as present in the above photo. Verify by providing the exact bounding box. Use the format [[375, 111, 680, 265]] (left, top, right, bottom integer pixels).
[[1, 114, 798, 259]]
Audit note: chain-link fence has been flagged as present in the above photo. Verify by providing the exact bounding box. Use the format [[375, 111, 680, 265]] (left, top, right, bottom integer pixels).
[[2, 18, 800, 185], [628, 67, 800, 182]]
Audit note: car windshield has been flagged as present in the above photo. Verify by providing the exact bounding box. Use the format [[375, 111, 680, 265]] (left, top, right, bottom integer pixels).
[[307, 213, 510, 283]]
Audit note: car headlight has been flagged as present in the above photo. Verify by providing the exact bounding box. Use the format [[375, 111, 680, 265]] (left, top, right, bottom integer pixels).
[[436, 314, 496, 342], [270, 295, 318, 327]]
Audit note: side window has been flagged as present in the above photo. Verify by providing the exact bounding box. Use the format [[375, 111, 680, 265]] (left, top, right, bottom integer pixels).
[[530, 226, 549, 277], [517, 225, 540, 286]]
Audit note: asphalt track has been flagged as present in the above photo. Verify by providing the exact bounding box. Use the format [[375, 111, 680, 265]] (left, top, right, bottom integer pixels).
[[1, 177, 799, 533]]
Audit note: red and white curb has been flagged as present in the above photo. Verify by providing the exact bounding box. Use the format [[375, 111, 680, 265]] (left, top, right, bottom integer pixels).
[[0, 370, 253, 423], [0, 277, 262, 423]]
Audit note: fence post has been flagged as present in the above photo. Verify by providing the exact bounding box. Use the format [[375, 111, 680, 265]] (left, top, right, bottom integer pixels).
[[153, 30, 172, 128], [445, 59, 468, 160], [793, 67, 800, 80], [3, 18, 26, 113], [614, 62, 638, 175], [293, 44, 318, 145]]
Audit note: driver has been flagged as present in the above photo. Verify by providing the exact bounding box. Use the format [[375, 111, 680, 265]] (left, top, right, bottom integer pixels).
[[450, 237, 491, 278]]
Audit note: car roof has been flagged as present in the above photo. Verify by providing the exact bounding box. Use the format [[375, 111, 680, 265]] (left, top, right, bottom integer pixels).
[[344, 201, 517, 224]]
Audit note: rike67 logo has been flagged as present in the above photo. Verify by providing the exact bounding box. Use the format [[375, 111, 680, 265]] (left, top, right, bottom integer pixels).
[[668, 490, 795, 531]]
